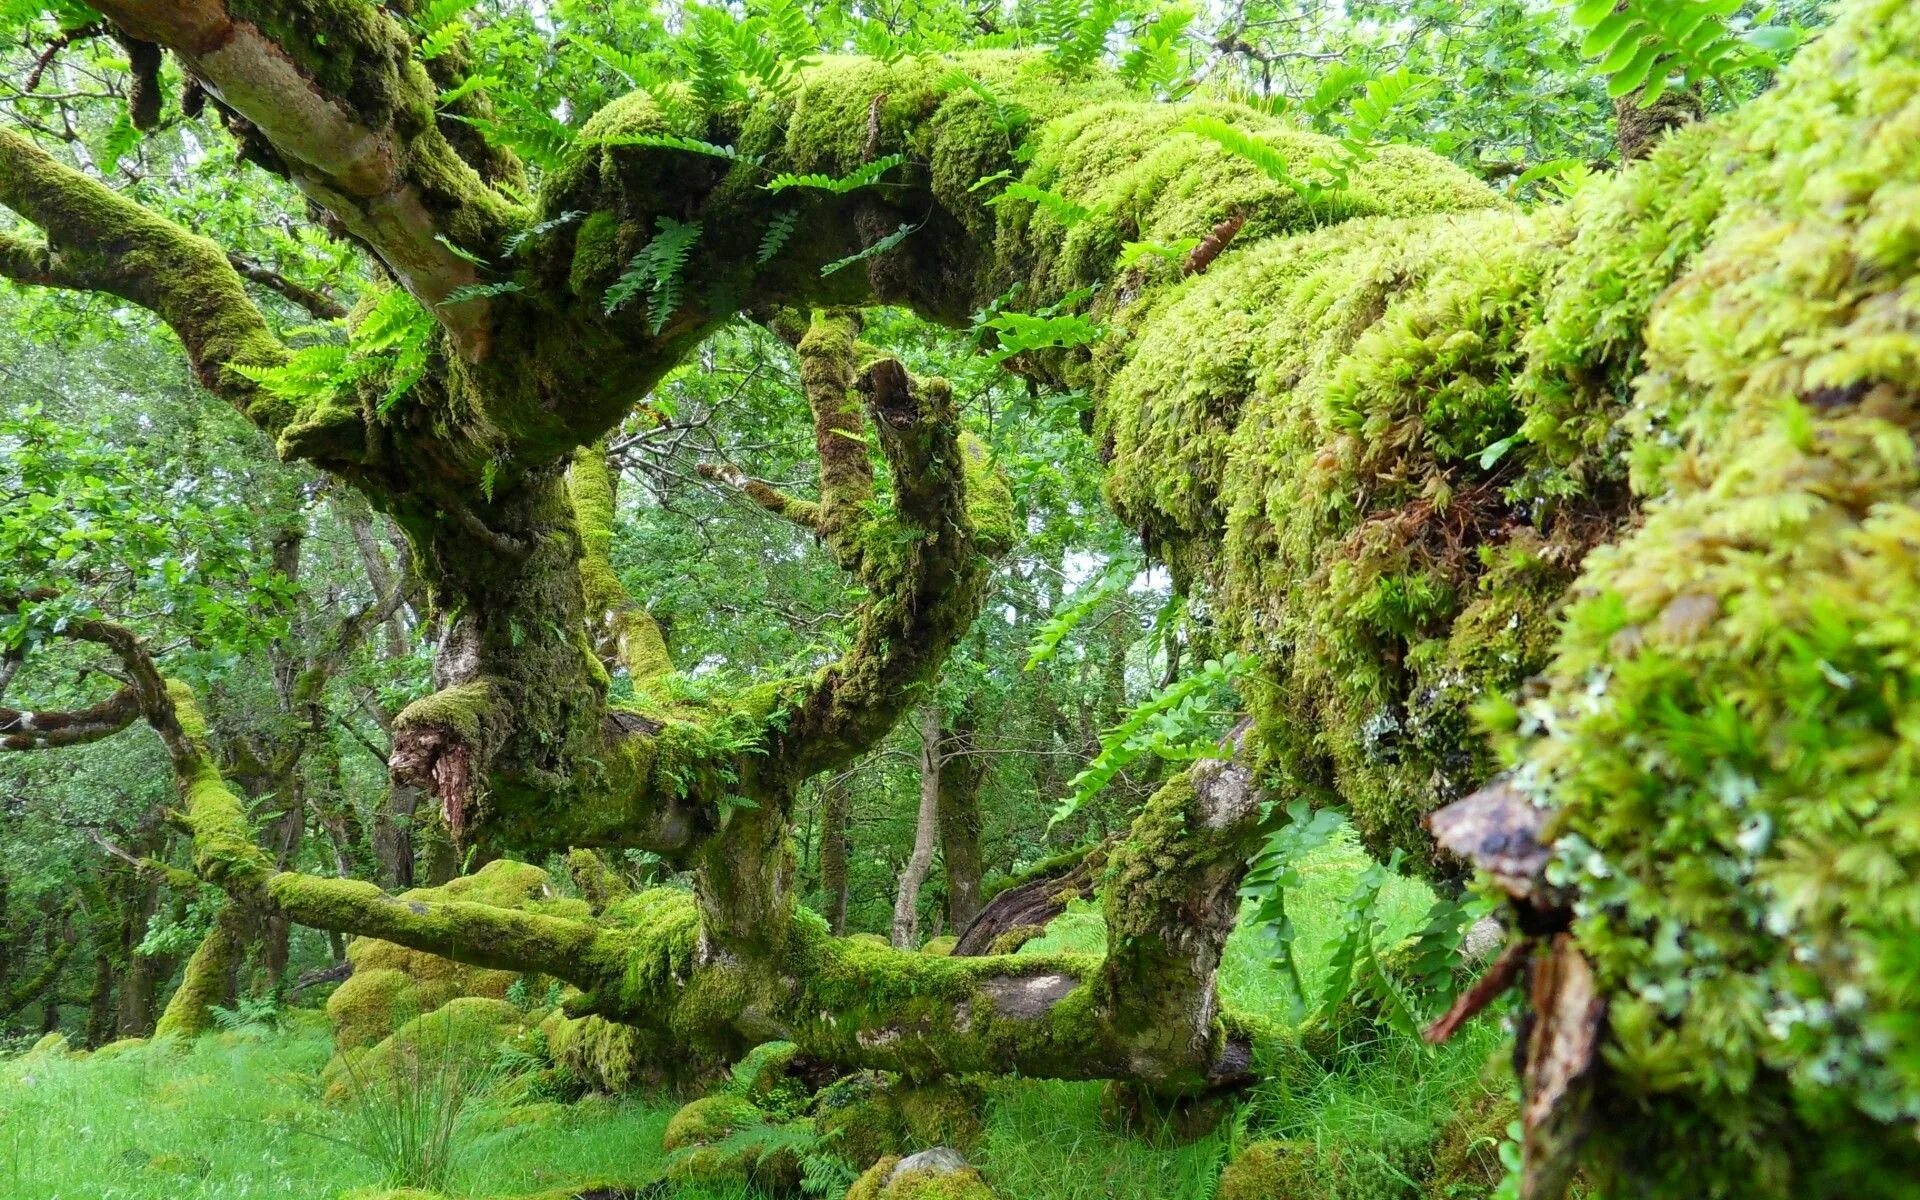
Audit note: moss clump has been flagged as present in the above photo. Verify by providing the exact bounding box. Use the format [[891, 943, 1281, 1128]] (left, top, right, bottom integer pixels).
[[920, 936, 956, 956], [1474, 0, 1920, 1188], [848, 1154, 998, 1200], [1216, 1140, 1325, 1200], [1422, 1083, 1515, 1200], [23, 1031, 69, 1059], [812, 1073, 985, 1168], [661, 1093, 803, 1191], [322, 996, 524, 1104], [727, 1040, 813, 1118]]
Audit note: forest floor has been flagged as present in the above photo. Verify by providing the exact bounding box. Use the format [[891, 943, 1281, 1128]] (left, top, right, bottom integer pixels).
[[0, 834, 1507, 1200]]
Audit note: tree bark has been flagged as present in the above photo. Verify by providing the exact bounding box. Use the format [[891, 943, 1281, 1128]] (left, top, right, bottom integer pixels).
[[937, 714, 987, 931], [892, 705, 944, 949], [819, 776, 852, 936]]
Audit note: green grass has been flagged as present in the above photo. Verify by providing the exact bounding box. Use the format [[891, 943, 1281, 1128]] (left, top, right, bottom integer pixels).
[[0, 833, 1504, 1200], [0, 1029, 680, 1200]]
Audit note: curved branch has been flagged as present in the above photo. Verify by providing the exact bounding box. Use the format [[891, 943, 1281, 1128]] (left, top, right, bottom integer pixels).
[[224, 252, 347, 319], [0, 685, 142, 750], [568, 443, 674, 681], [90, 0, 520, 357], [0, 130, 292, 432]]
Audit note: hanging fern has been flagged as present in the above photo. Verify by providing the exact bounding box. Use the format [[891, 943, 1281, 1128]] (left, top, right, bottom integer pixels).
[[820, 222, 915, 276], [987, 181, 1094, 227], [765, 152, 907, 194], [503, 210, 583, 258], [439, 280, 524, 307], [1024, 554, 1140, 668], [236, 289, 436, 417], [1240, 799, 1350, 1020], [604, 217, 704, 334], [757, 210, 799, 265], [1048, 652, 1246, 829]]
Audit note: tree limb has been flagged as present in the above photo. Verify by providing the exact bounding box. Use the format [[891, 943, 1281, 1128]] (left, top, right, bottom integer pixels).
[[224, 252, 347, 319], [0, 130, 292, 432], [90, 0, 521, 357]]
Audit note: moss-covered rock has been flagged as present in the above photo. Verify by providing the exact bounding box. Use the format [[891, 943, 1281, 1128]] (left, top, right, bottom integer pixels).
[[812, 1072, 985, 1168], [22, 1031, 69, 1059], [322, 996, 524, 1104], [1216, 1140, 1326, 1200], [661, 1093, 803, 1191], [921, 936, 956, 956], [847, 1149, 997, 1200]]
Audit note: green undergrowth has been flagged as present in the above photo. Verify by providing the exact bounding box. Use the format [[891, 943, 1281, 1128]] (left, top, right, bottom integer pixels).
[[0, 834, 1495, 1199], [0, 1027, 679, 1199]]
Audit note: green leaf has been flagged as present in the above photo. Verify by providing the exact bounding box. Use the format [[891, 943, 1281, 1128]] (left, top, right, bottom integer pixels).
[[987, 181, 1093, 227], [820, 222, 914, 276], [604, 217, 704, 334], [589, 132, 745, 160], [756, 210, 798, 265], [765, 153, 907, 195]]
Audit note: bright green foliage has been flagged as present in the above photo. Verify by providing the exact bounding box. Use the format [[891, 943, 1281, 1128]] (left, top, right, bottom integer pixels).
[[1564, 0, 1800, 104], [603, 217, 704, 333]]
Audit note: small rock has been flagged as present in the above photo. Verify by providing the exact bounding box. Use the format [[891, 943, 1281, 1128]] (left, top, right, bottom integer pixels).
[[891, 1146, 970, 1181]]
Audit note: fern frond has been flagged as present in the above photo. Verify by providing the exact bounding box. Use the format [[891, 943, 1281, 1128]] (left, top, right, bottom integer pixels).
[[757, 210, 798, 265], [503, 210, 584, 258], [820, 222, 914, 276], [765, 152, 907, 194], [987, 181, 1093, 226], [588, 132, 745, 160], [571, 35, 659, 87], [1182, 116, 1298, 188]]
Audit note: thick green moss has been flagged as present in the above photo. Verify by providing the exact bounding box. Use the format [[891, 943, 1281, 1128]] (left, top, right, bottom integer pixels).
[[322, 995, 524, 1103], [848, 1154, 998, 1200], [1216, 1140, 1322, 1200], [154, 911, 244, 1041], [661, 1094, 803, 1190], [324, 860, 581, 1051]]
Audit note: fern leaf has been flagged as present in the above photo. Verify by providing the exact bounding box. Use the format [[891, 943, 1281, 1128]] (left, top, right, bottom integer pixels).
[[757, 210, 798, 265], [572, 35, 659, 87], [1182, 117, 1298, 188], [765, 152, 907, 194], [588, 132, 744, 160], [987, 181, 1092, 226], [820, 222, 914, 276]]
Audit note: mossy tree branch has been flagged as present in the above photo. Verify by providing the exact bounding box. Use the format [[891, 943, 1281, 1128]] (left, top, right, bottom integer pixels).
[[86, 0, 522, 358], [0, 128, 291, 431]]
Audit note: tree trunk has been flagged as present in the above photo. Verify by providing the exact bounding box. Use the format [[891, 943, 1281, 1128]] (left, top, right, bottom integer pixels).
[[372, 784, 422, 889], [84, 947, 116, 1046], [154, 907, 245, 1041], [937, 714, 987, 930], [891, 705, 943, 949], [819, 776, 851, 936]]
